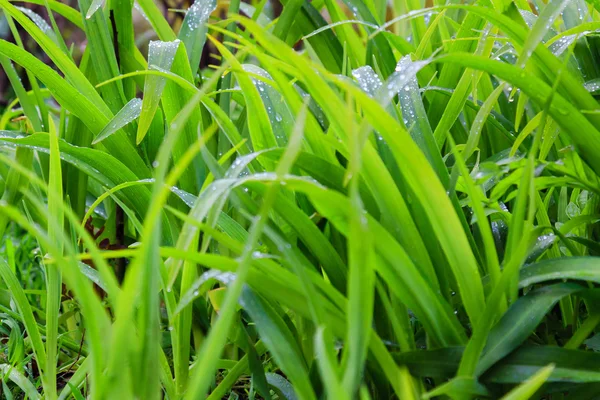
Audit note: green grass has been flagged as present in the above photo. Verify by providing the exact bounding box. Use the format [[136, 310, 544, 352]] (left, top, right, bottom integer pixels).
[[1, 0, 600, 398]]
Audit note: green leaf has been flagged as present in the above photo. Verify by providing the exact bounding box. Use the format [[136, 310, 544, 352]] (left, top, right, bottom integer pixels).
[[85, 0, 105, 20], [5, 318, 24, 367], [520, 257, 600, 287], [0, 258, 47, 388], [0, 56, 42, 132], [240, 287, 315, 400], [77, 0, 126, 114], [211, 39, 278, 165], [314, 327, 348, 400], [44, 115, 63, 400], [395, 346, 600, 384], [516, 0, 571, 68], [136, 0, 177, 41], [436, 51, 600, 176], [15, 6, 58, 44], [477, 283, 585, 376], [0, 132, 170, 242], [93, 98, 142, 145], [393, 55, 444, 174], [0, 38, 148, 177], [178, 0, 216, 73], [0, 364, 41, 400], [266, 373, 299, 400], [282, 179, 465, 346], [500, 364, 554, 400], [424, 377, 491, 399], [243, 64, 294, 146], [137, 40, 180, 144], [584, 333, 600, 351]]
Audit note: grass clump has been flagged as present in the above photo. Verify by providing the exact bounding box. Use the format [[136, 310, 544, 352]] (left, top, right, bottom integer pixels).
[[1, 0, 600, 399]]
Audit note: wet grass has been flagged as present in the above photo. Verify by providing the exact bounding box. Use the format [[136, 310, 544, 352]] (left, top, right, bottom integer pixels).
[[2, 0, 600, 399]]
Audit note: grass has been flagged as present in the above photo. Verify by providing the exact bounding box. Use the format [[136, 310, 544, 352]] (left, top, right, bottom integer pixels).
[[1, 0, 600, 398]]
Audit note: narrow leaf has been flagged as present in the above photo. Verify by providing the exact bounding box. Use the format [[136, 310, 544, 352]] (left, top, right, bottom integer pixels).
[[93, 98, 143, 145], [179, 0, 216, 73], [137, 40, 180, 144]]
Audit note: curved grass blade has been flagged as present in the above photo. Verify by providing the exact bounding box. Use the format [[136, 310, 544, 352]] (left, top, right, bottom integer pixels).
[[392, 55, 444, 174], [136, 0, 177, 41], [238, 15, 485, 324], [423, 377, 491, 399], [243, 64, 294, 146], [78, 0, 127, 114], [395, 346, 600, 384], [0, 364, 41, 400], [0, 56, 42, 132], [477, 283, 584, 376], [0, 258, 47, 394], [209, 37, 278, 164], [436, 52, 600, 176], [93, 98, 142, 145], [85, 0, 105, 20], [500, 364, 554, 400], [0, 39, 148, 177], [239, 286, 315, 400], [314, 327, 348, 400], [15, 6, 57, 43], [0, 132, 169, 241], [137, 40, 180, 144], [342, 98, 375, 395], [519, 257, 600, 287], [178, 0, 216, 74], [12, 0, 83, 28], [516, 0, 571, 68]]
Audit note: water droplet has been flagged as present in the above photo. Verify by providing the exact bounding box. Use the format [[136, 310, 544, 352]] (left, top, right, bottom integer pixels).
[[352, 66, 382, 97], [94, 98, 142, 144], [17, 7, 55, 38]]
